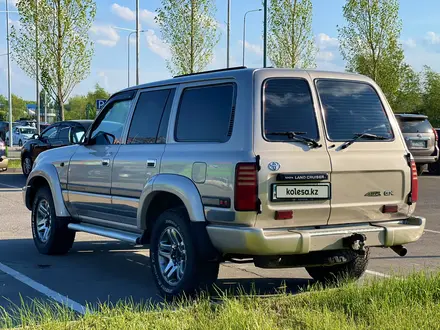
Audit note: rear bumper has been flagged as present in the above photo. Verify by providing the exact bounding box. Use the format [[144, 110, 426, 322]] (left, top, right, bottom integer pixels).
[[206, 216, 426, 256]]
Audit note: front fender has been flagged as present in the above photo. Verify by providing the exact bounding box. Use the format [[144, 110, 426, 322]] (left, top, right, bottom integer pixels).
[[137, 174, 205, 229], [25, 163, 71, 218]]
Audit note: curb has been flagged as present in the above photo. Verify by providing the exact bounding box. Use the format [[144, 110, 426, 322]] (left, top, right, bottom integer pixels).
[[2, 168, 22, 173]]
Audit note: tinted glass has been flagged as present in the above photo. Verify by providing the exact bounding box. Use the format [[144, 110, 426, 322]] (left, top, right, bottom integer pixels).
[[127, 89, 172, 144], [57, 125, 70, 144], [264, 79, 318, 141], [42, 126, 59, 139], [91, 99, 132, 145], [317, 80, 393, 141], [70, 125, 86, 144], [175, 84, 235, 142], [397, 118, 433, 133], [19, 127, 36, 134]]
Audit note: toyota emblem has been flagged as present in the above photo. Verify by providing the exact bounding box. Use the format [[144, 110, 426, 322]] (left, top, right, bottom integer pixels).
[[268, 162, 281, 171]]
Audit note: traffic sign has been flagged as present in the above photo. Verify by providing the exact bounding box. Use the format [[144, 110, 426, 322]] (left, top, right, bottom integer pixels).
[[96, 99, 107, 111]]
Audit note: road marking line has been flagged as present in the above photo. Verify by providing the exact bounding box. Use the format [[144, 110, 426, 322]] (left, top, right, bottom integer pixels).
[[0, 262, 86, 315], [424, 229, 440, 234], [0, 182, 21, 189], [365, 270, 391, 278]]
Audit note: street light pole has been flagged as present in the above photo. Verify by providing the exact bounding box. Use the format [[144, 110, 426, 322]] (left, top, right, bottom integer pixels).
[[128, 31, 136, 87], [136, 0, 140, 85], [5, 0, 13, 147], [35, 0, 40, 134], [263, 0, 268, 68], [113, 27, 146, 88], [226, 0, 231, 68], [242, 9, 262, 67]]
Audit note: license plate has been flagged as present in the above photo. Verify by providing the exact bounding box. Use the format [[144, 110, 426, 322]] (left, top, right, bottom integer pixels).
[[273, 184, 331, 201], [411, 140, 427, 148]]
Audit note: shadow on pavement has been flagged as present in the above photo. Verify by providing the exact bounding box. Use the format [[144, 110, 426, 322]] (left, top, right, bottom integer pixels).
[[0, 238, 311, 313]]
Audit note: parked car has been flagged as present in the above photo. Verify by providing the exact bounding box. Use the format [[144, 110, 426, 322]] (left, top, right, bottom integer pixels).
[[23, 68, 425, 298], [0, 138, 7, 171], [6, 125, 37, 147], [21, 120, 92, 177], [0, 121, 8, 141], [428, 128, 440, 175], [395, 114, 439, 175]]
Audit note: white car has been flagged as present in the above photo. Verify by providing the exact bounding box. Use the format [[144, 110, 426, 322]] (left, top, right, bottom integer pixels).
[[7, 126, 37, 147]]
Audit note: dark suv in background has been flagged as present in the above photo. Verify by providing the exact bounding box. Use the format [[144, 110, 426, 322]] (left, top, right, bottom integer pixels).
[[21, 120, 92, 177], [396, 114, 439, 175]]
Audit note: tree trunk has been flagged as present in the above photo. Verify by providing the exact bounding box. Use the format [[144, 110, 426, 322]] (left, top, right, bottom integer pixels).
[[190, 0, 195, 73]]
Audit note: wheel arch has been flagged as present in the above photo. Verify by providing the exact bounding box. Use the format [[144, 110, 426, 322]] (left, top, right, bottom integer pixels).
[[25, 164, 71, 218], [137, 174, 206, 239]]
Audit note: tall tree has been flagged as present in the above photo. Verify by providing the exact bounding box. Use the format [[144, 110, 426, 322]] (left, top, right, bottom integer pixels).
[[393, 64, 422, 114], [10, 0, 96, 121], [156, 0, 219, 76], [338, 0, 404, 104], [268, 0, 316, 68], [421, 66, 440, 127]]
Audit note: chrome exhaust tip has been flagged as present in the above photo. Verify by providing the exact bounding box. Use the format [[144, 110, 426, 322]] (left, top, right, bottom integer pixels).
[[391, 245, 407, 257]]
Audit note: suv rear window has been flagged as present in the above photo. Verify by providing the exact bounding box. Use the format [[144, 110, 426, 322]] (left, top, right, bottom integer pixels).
[[263, 78, 318, 141], [397, 118, 433, 133], [317, 80, 393, 141]]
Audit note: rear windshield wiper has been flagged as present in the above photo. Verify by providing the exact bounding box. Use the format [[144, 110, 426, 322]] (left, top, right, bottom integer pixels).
[[341, 132, 389, 150], [266, 131, 322, 148]]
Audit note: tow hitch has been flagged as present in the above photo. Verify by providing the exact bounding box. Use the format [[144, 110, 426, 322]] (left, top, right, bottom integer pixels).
[[343, 233, 367, 255]]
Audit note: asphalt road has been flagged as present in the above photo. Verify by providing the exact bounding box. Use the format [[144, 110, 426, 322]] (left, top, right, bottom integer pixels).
[[0, 172, 439, 314]]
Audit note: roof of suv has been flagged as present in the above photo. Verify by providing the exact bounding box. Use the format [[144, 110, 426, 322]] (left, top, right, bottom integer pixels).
[[117, 67, 373, 95]]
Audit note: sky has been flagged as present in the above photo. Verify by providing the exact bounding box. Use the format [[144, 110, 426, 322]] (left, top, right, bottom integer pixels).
[[1, 0, 440, 101]]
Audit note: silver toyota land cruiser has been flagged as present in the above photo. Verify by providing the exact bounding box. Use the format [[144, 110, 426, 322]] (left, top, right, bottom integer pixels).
[[23, 68, 426, 297]]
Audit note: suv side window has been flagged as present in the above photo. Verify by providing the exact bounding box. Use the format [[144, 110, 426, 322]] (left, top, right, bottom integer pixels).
[[263, 78, 319, 141], [175, 84, 236, 142], [58, 125, 71, 144], [90, 98, 132, 145], [70, 125, 86, 144], [41, 126, 59, 140], [127, 89, 175, 144]]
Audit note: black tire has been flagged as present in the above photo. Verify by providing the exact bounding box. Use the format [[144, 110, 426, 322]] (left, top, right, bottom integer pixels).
[[31, 186, 75, 255], [306, 248, 370, 284], [150, 208, 219, 298], [22, 155, 33, 177]]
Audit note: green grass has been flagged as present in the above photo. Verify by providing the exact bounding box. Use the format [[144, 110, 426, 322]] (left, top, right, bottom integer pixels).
[[2, 271, 440, 329], [7, 158, 21, 169]]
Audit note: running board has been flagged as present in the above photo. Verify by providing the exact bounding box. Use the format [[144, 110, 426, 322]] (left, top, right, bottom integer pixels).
[[68, 223, 142, 244]]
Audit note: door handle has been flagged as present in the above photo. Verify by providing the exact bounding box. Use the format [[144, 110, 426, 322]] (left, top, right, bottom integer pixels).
[[147, 159, 157, 168], [102, 158, 110, 166]]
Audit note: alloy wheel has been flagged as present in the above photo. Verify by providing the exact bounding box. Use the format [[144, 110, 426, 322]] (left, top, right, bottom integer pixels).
[[158, 226, 187, 286], [36, 199, 51, 243]]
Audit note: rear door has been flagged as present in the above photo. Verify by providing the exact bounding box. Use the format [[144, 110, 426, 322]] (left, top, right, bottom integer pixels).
[[254, 73, 332, 228], [397, 116, 435, 157], [111, 87, 175, 228], [315, 78, 410, 225]]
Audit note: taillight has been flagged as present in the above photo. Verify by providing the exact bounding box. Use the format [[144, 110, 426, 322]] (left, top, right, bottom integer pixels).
[[234, 163, 258, 211], [434, 128, 438, 142], [410, 159, 418, 203]]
